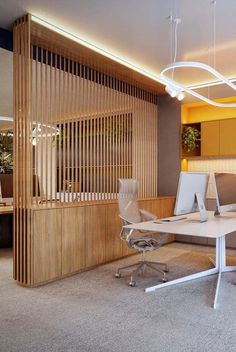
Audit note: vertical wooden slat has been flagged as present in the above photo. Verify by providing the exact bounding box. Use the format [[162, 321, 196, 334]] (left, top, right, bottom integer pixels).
[[62, 59, 66, 202], [86, 69, 89, 197], [66, 62, 71, 202], [49, 50, 53, 204], [13, 20, 18, 280], [54, 52, 58, 202], [75, 62, 79, 200], [78, 64, 82, 199], [45, 49, 49, 204], [58, 54, 62, 204], [71, 59, 75, 199], [82, 65, 86, 196], [35, 45, 39, 204]]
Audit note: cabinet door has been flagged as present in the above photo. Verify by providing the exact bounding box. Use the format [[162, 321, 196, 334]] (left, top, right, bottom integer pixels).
[[33, 209, 62, 284], [105, 203, 126, 261], [220, 119, 236, 155], [62, 207, 86, 275], [85, 205, 106, 267], [201, 121, 220, 156]]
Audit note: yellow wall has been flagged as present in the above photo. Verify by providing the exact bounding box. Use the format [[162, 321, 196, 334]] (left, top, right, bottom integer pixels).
[[181, 159, 188, 171], [181, 96, 236, 171], [182, 96, 236, 124]]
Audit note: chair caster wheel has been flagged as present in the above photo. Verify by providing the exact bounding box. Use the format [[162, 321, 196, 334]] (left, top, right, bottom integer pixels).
[[115, 273, 121, 278], [129, 281, 136, 287], [162, 277, 168, 283]]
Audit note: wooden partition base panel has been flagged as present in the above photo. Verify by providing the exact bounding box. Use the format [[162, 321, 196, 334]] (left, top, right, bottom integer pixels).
[[23, 197, 175, 287]]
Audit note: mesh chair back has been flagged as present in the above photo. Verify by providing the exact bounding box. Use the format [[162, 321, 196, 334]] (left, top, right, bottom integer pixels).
[[118, 179, 141, 223]]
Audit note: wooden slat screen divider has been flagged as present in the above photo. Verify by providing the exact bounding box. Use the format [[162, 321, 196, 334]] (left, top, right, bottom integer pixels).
[[14, 15, 32, 284], [14, 14, 160, 285]]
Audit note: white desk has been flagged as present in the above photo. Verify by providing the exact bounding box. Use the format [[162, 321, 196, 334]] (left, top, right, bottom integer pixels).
[[124, 211, 236, 308]]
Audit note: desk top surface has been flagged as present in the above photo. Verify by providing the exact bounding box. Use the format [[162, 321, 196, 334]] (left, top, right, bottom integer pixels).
[[0, 206, 13, 215], [124, 211, 236, 238]]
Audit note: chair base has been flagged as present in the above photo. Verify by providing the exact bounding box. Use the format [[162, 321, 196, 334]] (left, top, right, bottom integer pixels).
[[115, 260, 168, 286]]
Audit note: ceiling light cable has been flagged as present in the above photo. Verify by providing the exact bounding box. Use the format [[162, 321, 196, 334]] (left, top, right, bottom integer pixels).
[[212, 0, 217, 70], [165, 15, 185, 100]]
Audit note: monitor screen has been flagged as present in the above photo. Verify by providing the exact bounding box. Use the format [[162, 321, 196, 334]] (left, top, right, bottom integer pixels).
[[0, 174, 13, 203], [0, 174, 39, 204], [214, 173, 236, 214], [174, 172, 209, 221]]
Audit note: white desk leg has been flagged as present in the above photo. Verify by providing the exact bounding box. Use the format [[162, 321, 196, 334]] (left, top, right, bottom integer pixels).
[[213, 236, 225, 309], [219, 233, 236, 272], [213, 271, 222, 309], [145, 236, 229, 309], [223, 265, 236, 272], [145, 268, 218, 293]]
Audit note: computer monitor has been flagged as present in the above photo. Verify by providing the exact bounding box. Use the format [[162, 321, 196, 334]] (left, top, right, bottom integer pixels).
[[174, 172, 209, 222], [214, 172, 236, 214], [0, 174, 13, 204], [0, 174, 40, 205]]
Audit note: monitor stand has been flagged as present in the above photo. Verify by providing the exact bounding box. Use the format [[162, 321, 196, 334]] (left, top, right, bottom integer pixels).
[[195, 192, 208, 222]]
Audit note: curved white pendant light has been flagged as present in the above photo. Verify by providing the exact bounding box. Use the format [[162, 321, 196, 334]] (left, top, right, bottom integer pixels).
[[161, 61, 236, 108], [32, 123, 60, 138], [0, 116, 13, 122]]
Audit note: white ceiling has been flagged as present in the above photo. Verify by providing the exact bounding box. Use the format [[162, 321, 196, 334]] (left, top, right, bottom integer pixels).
[[0, 0, 236, 102]]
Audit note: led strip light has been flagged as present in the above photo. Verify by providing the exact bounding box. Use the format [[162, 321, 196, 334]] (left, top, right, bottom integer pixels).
[[31, 15, 236, 106], [31, 15, 165, 86]]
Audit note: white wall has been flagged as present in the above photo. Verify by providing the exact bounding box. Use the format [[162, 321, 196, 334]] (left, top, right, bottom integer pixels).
[[188, 158, 236, 199]]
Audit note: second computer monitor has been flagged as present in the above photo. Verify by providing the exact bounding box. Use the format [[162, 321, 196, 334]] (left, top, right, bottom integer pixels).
[[214, 172, 236, 214], [174, 172, 209, 222], [0, 174, 13, 204]]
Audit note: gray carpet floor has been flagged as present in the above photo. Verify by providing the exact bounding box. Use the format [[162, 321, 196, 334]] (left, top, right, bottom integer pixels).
[[1, 242, 236, 352]]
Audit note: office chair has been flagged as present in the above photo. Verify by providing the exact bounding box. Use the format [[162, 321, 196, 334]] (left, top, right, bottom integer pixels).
[[115, 178, 168, 287]]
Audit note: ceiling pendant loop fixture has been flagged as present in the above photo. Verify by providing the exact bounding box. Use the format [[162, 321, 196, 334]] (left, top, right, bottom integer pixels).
[[162, 0, 236, 107], [161, 61, 236, 107]]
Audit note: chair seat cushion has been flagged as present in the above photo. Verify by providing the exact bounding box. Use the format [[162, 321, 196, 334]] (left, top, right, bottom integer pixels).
[[129, 237, 160, 251]]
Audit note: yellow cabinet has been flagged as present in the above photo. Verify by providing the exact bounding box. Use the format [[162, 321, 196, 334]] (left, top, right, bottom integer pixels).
[[220, 119, 236, 156], [201, 121, 220, 156]]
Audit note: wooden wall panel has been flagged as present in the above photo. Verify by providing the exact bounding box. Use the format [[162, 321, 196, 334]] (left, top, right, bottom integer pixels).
[[29, 197, 175, 285], [138, 197, 175, 219], [138, 197, 176, 243], [85, 205, 106, 268], [62, 207, 86, 275], [33, 209, 62, 284], [105, 203, 125, 261]]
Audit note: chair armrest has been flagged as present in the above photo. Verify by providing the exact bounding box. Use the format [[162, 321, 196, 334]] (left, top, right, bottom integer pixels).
[[140, 209, 157, 221], [119, 214, 133, 226], [119, 215, 134, 243]]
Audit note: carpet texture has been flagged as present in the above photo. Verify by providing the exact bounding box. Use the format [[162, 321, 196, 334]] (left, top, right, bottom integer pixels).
[[1, 243, 236, 352]]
